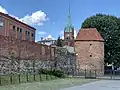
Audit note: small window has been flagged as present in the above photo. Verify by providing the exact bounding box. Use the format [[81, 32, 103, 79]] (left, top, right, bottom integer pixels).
[[31, 33, 34, 37], [17, 27, 19, 32], [20, 28, 22, 33], [90, 44, 92, 46], [13, 26, 15, 31], [26, 30, 30, 36], [66, 37, 70, 40], [26, 31, 27, 35], [10, 24, 13, 29], [28, 31, 30, 35], [90, 55, 92, 57], [0, 20, 4, 27]]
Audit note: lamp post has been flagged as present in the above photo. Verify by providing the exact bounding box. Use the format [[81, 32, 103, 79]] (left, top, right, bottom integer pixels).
[[111, 62, 114, 79]]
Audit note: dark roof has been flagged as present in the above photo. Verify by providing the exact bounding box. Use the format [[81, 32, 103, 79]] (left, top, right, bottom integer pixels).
[[0, 12, 36, 30], [75, 28, 104, 41]]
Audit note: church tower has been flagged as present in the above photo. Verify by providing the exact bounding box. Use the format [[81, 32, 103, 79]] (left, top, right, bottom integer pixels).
[[64, 4, 74, 47]]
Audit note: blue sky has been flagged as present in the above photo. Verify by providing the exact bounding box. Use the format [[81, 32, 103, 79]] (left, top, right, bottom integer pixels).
[[0, 0, 120, 41]]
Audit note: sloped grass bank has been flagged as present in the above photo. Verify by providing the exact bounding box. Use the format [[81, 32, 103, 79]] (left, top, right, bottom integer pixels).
[[0, 78, 97, 90]]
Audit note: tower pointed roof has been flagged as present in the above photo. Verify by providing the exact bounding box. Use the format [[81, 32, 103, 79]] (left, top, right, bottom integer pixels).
[[64, 4, 73, 32], [75, 28, 104, 41], [67, 4, 72, 26]]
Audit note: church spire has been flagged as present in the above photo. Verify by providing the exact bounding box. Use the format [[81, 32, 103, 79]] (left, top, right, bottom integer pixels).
[[68, 3, 72, 27], [64, 2, 73, 32]]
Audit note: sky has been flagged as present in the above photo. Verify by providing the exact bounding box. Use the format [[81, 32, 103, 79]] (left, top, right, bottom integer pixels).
[[0, 0, 120, 41]]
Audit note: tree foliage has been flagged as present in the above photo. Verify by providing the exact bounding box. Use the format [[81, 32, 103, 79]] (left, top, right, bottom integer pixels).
[[56, 36, 62, 47], [81, 13, 120, 67]]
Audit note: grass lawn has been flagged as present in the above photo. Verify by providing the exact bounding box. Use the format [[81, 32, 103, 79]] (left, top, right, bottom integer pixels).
[[0, 78, 97, 90], [0, 74, 56, 85]]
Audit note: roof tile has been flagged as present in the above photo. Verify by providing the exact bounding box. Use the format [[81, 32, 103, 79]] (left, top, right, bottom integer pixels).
[[75, 28, 104, 41]]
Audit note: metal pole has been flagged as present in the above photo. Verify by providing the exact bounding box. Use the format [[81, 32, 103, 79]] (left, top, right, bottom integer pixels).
[[26, 72, 28, 82], [18, 74, 21, 84], [33, 60, 35, 81], [10, 74, 12, 84], [85, 69, 86, 78], [90, 69, 91, 78], [0, 75, 1, 85], [95, 69, 97, 77]]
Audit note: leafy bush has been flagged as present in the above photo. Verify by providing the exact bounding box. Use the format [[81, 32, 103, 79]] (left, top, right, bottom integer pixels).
[[50, 69, 65, 78], [38, 68, 65, 78], [38, 68, 48, 74]]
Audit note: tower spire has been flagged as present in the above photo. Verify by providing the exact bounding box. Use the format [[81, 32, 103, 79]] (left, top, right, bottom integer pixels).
[[64, 1, 73, 32], [69, 2, 71, 17], [68, 2, 72, 27]]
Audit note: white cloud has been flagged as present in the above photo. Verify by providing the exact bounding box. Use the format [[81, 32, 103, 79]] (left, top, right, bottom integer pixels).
[[38, 31, 46, 35], [20, 11, 48, 26], [59, 30, 64, 39], [35, 40, 37, 42], [0, 6, 48, 26], [0, 6, 8, 14], [61, 36, 64, 39], [74, 30, 77, 39]]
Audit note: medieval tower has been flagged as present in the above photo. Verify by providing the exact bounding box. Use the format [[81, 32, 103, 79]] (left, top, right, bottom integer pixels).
[[63, 5, 74, 47], [75, 28, 104, 76]]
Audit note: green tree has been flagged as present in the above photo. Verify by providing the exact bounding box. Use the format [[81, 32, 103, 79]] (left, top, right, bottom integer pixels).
[[81, 13, 120, 67], [56, 36, 62, 47]]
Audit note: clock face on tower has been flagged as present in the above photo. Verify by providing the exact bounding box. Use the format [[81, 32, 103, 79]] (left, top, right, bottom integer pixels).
[[67, 34, 70, 37], [66, 33, 70, 40]]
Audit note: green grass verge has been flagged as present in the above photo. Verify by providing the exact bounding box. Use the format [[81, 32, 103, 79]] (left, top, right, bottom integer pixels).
[[0, 74, 56, 85], [0, 78, 97, 90]]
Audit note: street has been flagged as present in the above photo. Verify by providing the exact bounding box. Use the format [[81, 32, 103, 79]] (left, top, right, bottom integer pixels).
[[61, 80, 120, 90]]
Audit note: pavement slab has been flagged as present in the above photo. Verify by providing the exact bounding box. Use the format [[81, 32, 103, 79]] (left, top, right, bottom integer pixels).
[[61, 80, 120, 90]]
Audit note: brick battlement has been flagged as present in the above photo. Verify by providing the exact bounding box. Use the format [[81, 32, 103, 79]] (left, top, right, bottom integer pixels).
[[0, 35, 55, 60]]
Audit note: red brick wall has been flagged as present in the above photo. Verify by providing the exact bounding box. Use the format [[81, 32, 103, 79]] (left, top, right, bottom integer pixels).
[[75, 41, 104, 76], [0, 13, 35, 42], [0, 35, 55, 60]]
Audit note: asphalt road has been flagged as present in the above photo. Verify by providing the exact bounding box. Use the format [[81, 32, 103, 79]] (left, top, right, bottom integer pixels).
[[61, 80, 120, 90]]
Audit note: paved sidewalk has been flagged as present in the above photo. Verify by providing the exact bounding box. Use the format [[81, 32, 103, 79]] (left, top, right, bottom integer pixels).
[[61, 80, 120, 90]]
